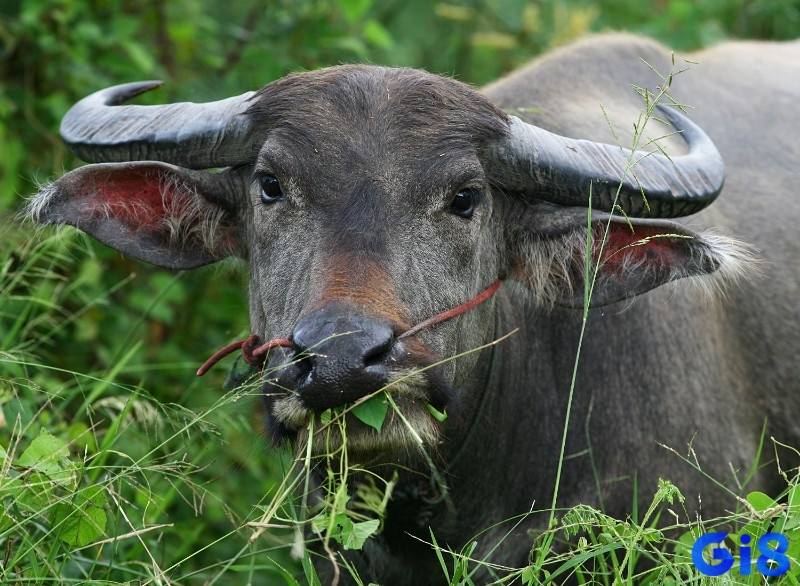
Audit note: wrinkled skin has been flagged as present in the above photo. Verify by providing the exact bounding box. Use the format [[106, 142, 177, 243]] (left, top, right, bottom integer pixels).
[[243, 69, 510, 456], [29, 35, 800, 584]]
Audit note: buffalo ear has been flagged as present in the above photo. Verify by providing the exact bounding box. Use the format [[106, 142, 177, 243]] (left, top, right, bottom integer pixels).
[[28, 162, 242, 269], [507, 202, 751, 307]]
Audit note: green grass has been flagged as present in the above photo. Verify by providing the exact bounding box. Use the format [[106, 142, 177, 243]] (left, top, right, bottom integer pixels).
[[0, 228, 304, 584], [5, 214, 800, 585]]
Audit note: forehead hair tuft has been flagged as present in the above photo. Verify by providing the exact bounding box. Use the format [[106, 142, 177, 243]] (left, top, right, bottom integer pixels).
[[246, 65, 509, 151]]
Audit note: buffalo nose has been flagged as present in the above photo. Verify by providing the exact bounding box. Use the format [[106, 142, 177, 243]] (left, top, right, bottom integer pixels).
[[276, 306, 395, 412]]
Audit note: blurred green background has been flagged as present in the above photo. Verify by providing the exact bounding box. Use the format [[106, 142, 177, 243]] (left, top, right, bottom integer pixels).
[[0, 0, 797, 583]]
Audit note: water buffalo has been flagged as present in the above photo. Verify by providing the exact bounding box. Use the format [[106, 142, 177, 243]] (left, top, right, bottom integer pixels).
[[29, 33, 800, 583]]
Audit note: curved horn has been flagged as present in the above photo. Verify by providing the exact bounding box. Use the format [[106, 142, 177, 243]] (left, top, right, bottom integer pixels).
[[491, 105, 724, 218], [60, 81, 257, 169]]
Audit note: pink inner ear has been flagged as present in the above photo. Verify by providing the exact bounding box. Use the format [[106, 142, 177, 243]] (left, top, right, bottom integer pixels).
[[596, 222, 686, 271], [83, 168, 185, 230]]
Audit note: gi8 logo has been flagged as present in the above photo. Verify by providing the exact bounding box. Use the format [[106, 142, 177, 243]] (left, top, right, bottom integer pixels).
[[691, 532, 790, 577]]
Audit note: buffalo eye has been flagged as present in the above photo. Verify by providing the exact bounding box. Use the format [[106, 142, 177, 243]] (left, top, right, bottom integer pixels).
[[450, 188, 478, 218], [259, 174, 284, 203]]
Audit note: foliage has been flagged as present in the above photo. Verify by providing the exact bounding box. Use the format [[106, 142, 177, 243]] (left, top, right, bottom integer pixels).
[[1, 0, 798, 583], [517, 478, 800, 584], [1, 231, 300, 583]]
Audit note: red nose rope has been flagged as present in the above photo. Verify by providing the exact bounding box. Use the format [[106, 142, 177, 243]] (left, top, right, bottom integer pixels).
[[196, 279, 503, 377]]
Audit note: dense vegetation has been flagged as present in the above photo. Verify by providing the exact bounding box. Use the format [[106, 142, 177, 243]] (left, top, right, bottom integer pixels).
[[1, 1, 798, 583]]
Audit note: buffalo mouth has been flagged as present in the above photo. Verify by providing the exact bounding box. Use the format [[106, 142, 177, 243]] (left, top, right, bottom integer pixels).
[[261, 352, 454, 463]]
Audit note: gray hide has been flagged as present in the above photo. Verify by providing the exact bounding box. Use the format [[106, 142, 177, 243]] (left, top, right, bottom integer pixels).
[[28, 34, 800, 585]]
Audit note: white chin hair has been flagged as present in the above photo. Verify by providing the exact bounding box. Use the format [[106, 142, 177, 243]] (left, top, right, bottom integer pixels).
[[272, 369, 443, 461]]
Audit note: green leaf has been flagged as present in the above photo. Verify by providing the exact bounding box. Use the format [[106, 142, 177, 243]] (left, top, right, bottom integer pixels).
[[746, 491, 777, 513], [310, 511, 331, 535], [17, 432, 68, 467], [16, 432, 75, 487], [314, 512, 352, 542], [425, 403, 448, 422], [776, 482, 800, 533], [311, 511, 377, 551], [352, 392, 389, 432], [654, 477, 684, 506], [784, 511, 800, 532], [740, 491, 778, 538], [785, 527, 800, 566], [13, 472, 55, 512], [788, 481, 800, 509], [320, 409, 333, 426], [343, 519, 380, 550], [521, 566, 538, 585], [51, 485, 107, 547], [673, 530, 697, 566], [430, 529, 451, 582], [642, 527, 663, 543], [0, 476, 25, 500], [0, 509, 14, 533]]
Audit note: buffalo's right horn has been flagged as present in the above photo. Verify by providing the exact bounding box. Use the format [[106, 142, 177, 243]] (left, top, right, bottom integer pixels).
[[491, 105, 725, 218], [60, 81, 257, 169]]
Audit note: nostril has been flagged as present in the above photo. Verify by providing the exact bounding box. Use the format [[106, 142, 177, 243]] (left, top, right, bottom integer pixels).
[[294, 354, 313, 383], [363, 335, 393, 367], [286, 338, 316, 384]]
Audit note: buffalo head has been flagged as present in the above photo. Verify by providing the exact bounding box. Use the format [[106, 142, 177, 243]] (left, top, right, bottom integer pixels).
[[29, 66, 731, 465]]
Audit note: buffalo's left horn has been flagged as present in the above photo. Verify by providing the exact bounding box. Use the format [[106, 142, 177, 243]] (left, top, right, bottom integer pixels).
[[60, 81, 257, 169], [491, 105, 724, 218]]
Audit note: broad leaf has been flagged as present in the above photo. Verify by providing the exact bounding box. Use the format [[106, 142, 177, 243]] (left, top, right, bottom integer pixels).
[[51, 485, 107, 547], [16, 432, 75, 487], [746, 491, 777, 513], [352, 392, 389, 433], [343, 519, 380, 550]]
